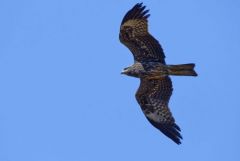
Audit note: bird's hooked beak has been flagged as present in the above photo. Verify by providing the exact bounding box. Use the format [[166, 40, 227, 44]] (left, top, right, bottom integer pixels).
[[121, 67, 128, 74]]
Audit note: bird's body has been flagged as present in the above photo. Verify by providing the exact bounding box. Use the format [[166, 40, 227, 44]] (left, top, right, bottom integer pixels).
[[122, 62, 197, 79], [119, 3, 197, 144], [122, 62, 168, 78]]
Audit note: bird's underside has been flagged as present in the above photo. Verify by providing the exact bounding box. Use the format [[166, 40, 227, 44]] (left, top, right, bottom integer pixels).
[[119, 3, 197, 144]]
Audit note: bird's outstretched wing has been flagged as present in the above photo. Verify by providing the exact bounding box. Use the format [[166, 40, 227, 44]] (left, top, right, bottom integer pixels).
[[135, 77, 182, 144], [119, 3, 166, 64]]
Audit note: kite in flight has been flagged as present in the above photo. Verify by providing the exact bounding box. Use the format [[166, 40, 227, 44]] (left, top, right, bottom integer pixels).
[[119, 3, 197, 144]]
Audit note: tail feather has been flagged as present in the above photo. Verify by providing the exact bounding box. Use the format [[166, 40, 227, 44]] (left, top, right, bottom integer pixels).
[[168, 63, 198, 76]]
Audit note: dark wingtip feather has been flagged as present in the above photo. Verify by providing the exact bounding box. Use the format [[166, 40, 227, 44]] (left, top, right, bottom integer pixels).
[[121, 3, 150, 25], [160, 123, 183, 145], [148, 119, 183, 145], [173, 123, 181, 132]]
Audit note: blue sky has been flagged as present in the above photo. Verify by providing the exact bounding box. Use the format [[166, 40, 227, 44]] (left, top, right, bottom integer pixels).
[[0, 0, 240, 161]]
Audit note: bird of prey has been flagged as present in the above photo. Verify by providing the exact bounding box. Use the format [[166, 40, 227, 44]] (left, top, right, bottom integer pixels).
[[119, 3, 197, 144]]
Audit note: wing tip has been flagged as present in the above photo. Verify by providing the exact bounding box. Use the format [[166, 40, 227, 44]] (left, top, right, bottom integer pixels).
[[162, 123, 183, 145], [121, 3, 150, 25], [149, 120, 183, 145], [160, 124, 183, 145]]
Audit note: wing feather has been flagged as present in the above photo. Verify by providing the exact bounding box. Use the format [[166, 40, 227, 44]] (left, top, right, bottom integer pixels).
[[120, 3, 165, 63], [135, 77, 182, 144], [137, 35, 166, 64], [121, 3, 149, 25]]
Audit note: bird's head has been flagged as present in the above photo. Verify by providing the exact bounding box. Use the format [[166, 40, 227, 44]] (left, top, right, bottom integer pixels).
[[121, 63, 145, 78]]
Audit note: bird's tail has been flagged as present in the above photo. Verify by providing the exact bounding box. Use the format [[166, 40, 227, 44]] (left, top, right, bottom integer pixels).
[[167, 63, 198, 76]]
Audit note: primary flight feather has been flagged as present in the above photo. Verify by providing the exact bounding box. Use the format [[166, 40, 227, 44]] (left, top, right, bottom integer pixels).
[[119, 3, 197, 144]]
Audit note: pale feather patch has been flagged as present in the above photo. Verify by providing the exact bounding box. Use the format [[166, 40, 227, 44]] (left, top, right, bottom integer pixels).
[[145, 110, 167, 123]]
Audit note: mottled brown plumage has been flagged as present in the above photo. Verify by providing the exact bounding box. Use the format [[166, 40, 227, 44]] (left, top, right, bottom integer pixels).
[[136, 77, 182, 144], [120, 3, 165, 63], [119, 3, 197, 144]]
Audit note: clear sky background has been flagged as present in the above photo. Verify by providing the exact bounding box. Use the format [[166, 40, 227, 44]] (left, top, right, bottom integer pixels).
[[0, 0, 240, 161]]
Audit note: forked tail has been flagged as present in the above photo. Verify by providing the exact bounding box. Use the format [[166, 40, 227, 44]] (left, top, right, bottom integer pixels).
[[168, 63, 198, 76]]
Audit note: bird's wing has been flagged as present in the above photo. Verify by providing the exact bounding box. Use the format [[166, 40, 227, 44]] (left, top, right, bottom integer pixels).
[[119, 3, 166, 64], [135, 77, 182, 144]]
